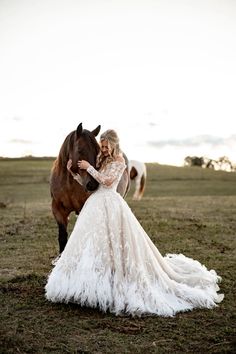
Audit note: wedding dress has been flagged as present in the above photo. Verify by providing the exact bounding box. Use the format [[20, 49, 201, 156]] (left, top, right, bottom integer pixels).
[[45, 159, 223, 316]]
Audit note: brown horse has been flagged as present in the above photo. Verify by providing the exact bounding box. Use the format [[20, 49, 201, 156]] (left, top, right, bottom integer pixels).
[[50, 123, 130, 255]]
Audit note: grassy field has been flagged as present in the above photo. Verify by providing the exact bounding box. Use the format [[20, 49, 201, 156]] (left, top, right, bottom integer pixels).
[[0, 158, 236, 353]]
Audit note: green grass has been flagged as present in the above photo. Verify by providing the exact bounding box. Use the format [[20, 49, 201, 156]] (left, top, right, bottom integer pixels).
[[0, 159, 236, 353]]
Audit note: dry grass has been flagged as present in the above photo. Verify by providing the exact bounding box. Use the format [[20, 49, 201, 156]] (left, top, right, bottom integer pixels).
[[0, 159, 236, 353]]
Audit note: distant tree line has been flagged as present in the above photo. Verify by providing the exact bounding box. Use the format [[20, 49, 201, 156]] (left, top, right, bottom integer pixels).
[[0, 155, 55, 161], [184, 156, 235, 172]]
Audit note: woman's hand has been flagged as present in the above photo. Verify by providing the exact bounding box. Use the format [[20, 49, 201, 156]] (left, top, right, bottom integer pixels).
[[78, 160, 90, 170], [67, 159, 72, 172]]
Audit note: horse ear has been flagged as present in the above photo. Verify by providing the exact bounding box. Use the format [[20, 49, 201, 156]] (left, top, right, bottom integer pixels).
[[76, 123, 83, 138], [91, 125, 101, 137]]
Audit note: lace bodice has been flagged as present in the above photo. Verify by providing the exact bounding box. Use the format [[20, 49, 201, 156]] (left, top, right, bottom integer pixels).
[[87, 160, 126, 191]]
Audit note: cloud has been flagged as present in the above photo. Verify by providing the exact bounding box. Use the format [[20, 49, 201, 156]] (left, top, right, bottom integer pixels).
[[11, 116, 24, 122], [9, 139, 33, 145], [147, 135, 236, 148], [148, 122, 158, 127]]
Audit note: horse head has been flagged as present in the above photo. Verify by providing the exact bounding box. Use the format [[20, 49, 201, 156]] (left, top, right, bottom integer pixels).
[[70, 123, 101, 191]]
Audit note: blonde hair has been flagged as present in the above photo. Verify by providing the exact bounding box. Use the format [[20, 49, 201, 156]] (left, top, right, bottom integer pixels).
[[96, 129, 121, 169]]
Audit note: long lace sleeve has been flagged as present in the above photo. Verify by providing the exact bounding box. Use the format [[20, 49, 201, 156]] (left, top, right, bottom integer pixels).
[[87, 161, 126, 187]]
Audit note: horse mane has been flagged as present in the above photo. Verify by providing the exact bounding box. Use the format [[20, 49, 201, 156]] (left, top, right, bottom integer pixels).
[[52, 131, 76, 175]]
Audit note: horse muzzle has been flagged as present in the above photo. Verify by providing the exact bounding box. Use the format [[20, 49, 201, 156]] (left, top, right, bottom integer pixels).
[[86, 179, 99, 192]]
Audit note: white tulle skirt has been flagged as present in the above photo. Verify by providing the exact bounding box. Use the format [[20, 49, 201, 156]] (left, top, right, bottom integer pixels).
[[45, 188, 224, 317]]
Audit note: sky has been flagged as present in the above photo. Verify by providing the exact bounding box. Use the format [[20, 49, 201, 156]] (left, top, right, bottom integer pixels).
[[0, 0, 235, 165]]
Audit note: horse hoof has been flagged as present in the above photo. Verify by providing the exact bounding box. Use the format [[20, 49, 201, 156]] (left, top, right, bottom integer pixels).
[[51, 254, 61, 266]]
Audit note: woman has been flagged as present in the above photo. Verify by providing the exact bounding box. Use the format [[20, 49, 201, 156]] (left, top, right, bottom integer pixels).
[[45, 129, 223, 316]]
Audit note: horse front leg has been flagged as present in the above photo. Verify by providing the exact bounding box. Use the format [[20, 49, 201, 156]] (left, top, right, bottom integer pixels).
[[52, 199, 69, 255], [58, 221, 68, 254]]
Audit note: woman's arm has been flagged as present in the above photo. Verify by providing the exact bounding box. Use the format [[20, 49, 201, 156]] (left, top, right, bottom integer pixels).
[[86, 165, 114, 186], [78, 157, 126, 187]]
